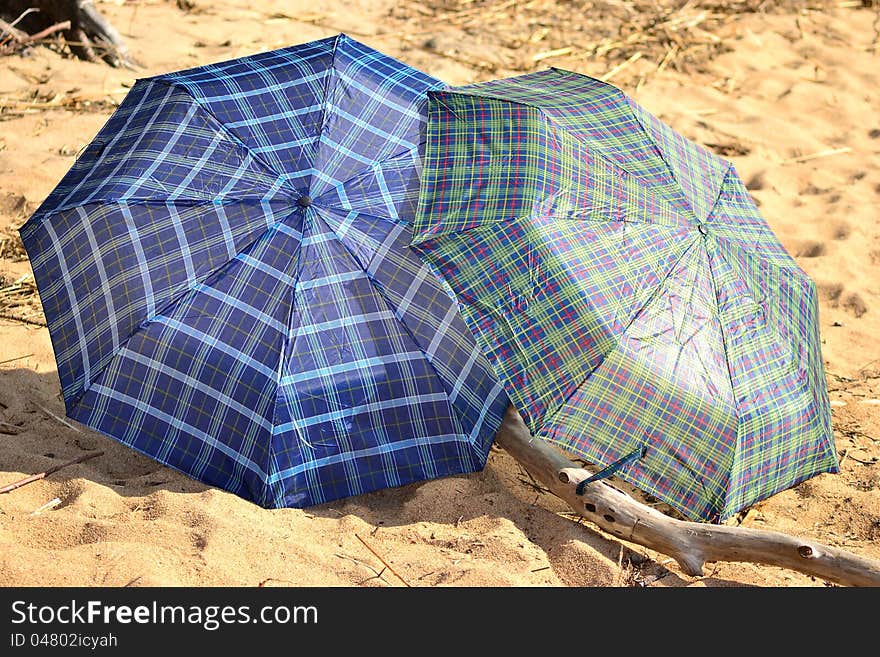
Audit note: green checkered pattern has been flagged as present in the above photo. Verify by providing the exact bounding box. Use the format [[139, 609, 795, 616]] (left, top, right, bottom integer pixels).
[[412, 69, 838, 522]]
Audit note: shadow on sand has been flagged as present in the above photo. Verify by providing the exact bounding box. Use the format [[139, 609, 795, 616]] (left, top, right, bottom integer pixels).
[[0, 365, 747, 586]]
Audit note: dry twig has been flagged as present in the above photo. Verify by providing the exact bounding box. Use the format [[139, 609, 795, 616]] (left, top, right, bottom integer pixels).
[[0, 450, 103, 494], [355, 533, 411, 587]]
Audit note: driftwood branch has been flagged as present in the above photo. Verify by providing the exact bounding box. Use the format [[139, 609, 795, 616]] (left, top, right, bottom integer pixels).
[[494, 405, 880, 587], [0, 450, 103, 494], [0, 1, 134, 67], [1, 11, 67, 55]]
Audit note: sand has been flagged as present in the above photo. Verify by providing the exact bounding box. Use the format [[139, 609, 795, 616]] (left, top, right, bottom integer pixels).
[[0, 0, 878, 587]]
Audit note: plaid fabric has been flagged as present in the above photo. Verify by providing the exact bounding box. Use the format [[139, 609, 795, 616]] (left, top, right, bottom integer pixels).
[[412, 68, 837, 522], [20, 34, 508, 508]]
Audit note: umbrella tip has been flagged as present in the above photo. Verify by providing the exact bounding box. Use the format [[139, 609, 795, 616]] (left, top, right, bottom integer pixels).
[[697, 223, 708, 236], [297, 195, 313, 209]]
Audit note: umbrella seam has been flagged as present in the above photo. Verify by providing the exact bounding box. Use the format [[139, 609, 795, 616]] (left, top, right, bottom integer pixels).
[[411, 209, 691, 249], [29, 197, 298, 223], [429, 88, 650, 186], [310, 207, 472, 452], [436, 69, 702, 221], [534, 233, 702, 437], [259, 35, 345, 507], [710, 231, 801, 272], [710, 235, 813, 366], [706, 226, 798, 269], [703, 238, 742, 513], [303, 33, 346, 198], [541, 116, 697, 230], [550, 69, 706, 219], [624, 94, 728, 222], [310, 144, 426, 216], [63, 204, 303, 412], [308, 35, 443, 199], [144, 77, 304, 196], [264, 209, 313, 508]]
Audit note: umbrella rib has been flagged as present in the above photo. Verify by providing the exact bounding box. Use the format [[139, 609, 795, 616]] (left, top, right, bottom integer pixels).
[[535, 234, 702, 437], [412, 207, 691, 254], [309, 207, 471, 447], [146, 78, 302, 193], [531, 181, 693, 230], [717, 238, 810, 296], [300, 34, 351, 199], [703, 239, 741, 407], [446, 72, 704, 222], [709, 230, 801, 271], [677, 256, 726, 402], [707, 237, 817, 411], [702, 171, 800, 270], [64, 204, 303, 413], [263, 211, 314, 507], [625, 97, 729, 222], [310, 144, 423, 216], [23, 79, 300, 223], [707, 226, 797, 269], [308, 35, 442, 200], [540, 100, 698, 225], [702, 239, 743, 511]]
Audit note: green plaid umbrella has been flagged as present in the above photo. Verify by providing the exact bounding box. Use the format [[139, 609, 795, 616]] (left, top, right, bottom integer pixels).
[[410, 69, 838, 522]]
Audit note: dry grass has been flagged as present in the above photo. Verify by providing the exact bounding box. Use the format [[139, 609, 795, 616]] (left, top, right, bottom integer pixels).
[[387, 0, 839, 86]]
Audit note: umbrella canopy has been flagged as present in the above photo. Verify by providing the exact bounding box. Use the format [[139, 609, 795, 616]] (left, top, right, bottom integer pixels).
[[20, 34, 508, 508], [411, 68, 838, 522]]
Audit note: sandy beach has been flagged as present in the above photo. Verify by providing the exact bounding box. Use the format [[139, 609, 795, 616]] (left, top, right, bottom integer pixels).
[[1, 0, 878, 587]]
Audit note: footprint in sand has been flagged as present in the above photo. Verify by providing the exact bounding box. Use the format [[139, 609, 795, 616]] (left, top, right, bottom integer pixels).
[[843, 293, 868, 318], [184, 506, 214, 553], [191, 531, 209, 551], [818, 282, 844, 305], [795, 241, 826, 258], [745, 171, 766, 191], [818, 282, 867, 318], [128, 491, 169, 521], [803, 183, 832, 196], [830, 221, 851, 241], [78, 521, 110, 545]]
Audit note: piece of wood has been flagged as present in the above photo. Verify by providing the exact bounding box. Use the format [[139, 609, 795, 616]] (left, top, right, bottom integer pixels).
[[355, 533, 411, 587], [0, 313, 47, 327], [1, 0, 133, 67], [0, 450, 103, 494], [0, 353, 33, 366], [781, 147, 852, 165], [34, 402, 81, 432], [494, 405, 880, 587], [30, 497, 61, 515]]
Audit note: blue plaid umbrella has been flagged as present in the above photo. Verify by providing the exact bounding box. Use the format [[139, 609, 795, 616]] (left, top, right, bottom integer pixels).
[[20, 34, 508, 508]]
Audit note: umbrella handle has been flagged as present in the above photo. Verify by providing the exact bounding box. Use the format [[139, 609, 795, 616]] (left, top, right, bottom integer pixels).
[[574, 445, 646, 495]]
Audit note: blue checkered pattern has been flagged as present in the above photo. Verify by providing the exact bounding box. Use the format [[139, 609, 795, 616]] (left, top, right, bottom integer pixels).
[[20, 34, 508, 508]]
